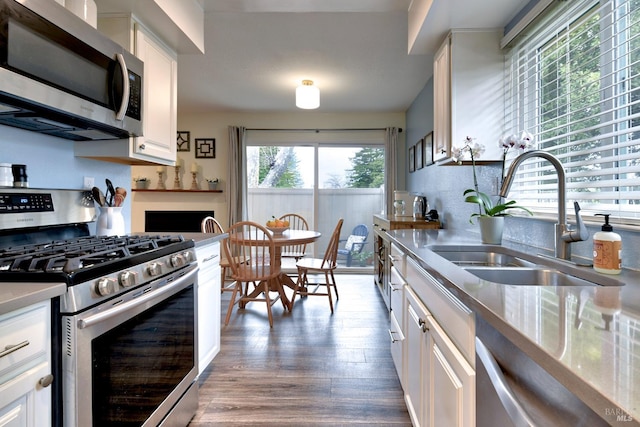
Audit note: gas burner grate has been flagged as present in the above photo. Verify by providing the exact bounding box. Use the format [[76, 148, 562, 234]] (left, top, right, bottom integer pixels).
[[0, 234, 187, 274]]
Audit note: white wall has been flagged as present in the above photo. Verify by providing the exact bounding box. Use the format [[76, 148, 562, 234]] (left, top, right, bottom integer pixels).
[[130, 111, 405, 232]]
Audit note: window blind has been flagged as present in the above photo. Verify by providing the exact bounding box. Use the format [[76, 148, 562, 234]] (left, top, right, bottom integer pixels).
[[503, 0, 640, 222]]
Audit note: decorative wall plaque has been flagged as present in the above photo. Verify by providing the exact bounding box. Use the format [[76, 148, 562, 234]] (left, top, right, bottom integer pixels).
[[177, 131, 190, 152], [409, 145, 415, 173], [195, 138, 216, 158], [423, 131, 434, 166], [415, 138, 424, 170]]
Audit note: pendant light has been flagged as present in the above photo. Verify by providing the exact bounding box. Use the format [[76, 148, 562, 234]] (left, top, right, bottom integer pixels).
[[296, 80, 320, 109]]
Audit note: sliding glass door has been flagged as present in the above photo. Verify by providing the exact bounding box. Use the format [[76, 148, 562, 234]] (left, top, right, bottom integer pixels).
[[246, 140, 384, 272]]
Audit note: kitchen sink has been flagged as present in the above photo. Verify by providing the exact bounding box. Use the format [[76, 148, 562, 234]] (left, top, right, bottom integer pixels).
[[433, 248, 535, 267], [430, 245, 624, 287], [464, 267, 599, 287]]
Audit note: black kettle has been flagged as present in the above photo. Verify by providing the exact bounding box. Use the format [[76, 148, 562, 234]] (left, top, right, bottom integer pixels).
[[413, 196, 427, 219]]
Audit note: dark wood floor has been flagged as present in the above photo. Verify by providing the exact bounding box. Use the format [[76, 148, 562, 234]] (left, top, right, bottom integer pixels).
[[189, 274, 412, 426]]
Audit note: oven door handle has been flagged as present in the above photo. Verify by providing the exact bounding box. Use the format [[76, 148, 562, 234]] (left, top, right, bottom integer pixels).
[[77, 267, 197, 329]]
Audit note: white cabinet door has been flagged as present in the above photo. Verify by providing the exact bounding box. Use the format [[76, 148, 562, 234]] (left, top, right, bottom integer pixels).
[[405, 287, 430, 427], [389, 264, 406, 388], [427, 316, 475, 427], [0, 301, 52, 427], [433, 34, 451, 162], [433, 30, 504, 163], [196, 242, 222, 375], [133, 25, 177, 162]]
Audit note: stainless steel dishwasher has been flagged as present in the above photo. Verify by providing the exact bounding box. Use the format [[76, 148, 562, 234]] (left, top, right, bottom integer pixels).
[[475, 316, 609, 427]]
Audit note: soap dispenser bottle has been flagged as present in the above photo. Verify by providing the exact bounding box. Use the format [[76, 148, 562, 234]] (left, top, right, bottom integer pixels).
[[593, 214, 622, 274]]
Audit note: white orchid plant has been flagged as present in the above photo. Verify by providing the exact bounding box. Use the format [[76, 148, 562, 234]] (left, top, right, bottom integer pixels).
[[454, 133, 534, 223]]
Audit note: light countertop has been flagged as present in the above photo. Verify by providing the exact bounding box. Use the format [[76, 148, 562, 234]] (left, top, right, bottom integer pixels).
[[0, 282, 66, 315], [386, 228, 640, 426], [180, 232, 227, 246]]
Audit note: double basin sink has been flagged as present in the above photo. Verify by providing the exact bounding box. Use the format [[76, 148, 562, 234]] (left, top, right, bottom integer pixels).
[[430, 245, 624, 287]]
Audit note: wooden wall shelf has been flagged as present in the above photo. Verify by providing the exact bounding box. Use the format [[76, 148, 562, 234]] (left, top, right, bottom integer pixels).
[[132, 189, 222, 193]]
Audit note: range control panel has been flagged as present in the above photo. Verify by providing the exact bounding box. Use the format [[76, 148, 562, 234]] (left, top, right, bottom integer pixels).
[[0, 192, 54, 213]]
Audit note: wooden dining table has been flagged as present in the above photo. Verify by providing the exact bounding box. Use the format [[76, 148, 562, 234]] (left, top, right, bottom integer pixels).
[[240, 229, 321, 310]]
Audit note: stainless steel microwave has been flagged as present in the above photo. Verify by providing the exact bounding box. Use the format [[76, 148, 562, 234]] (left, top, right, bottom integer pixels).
[[0, 0, 143, 140]]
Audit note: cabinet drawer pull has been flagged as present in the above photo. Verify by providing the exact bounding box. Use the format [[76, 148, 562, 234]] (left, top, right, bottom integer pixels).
[[202, 254, 219, 263], [0, 340, 29, 358], [39, 374, 54, 388]]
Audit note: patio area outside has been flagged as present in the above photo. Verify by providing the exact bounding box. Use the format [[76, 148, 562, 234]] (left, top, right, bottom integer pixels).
[[248, 187, 383, 272]]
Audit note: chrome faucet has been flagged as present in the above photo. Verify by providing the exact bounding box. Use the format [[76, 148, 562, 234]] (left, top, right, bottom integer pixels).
[[499, 150, 588, 261]]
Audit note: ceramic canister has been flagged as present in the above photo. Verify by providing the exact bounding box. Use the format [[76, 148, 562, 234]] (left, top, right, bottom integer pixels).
[[0, 163, 12, 187]]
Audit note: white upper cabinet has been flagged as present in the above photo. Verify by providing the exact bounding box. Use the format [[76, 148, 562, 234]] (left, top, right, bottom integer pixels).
[[433, 36, 451, 162], [75, 16, 177, 165], [433, 30, 505, 162], [134, 24, 177, 162]]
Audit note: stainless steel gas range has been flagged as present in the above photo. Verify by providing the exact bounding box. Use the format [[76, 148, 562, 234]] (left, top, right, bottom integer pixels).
[[0, 188, 199, 427]]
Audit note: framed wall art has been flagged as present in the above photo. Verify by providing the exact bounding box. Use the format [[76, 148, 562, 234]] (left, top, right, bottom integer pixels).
[[423, 131, 434, 166], [409, 145, 415, 173], [415, 138, 424, 170], [195, 138, 216, 158], [177, 131, 190, 152]]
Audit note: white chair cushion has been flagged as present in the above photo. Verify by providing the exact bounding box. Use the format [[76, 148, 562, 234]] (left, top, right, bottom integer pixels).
[[344, 235, 365, 251]]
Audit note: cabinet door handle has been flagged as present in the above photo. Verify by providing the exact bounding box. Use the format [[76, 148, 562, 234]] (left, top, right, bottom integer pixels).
[[408, 305, 429, 333], [0, 340, 29, 358], [388, 329, 400, 343], [39, 374, 54, 388]]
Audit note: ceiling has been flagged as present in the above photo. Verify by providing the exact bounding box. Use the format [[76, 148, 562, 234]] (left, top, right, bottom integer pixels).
[[174, 0, 530, 114]]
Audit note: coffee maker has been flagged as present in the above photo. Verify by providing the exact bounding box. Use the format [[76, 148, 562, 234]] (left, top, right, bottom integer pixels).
[[413, 195, 428, 219]]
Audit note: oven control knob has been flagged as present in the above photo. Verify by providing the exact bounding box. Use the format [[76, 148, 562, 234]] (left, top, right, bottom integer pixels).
[[170, 253, 187, 268], [95, 278, 118, 296], [147, 262, 164, 276], [119, 271, 138, 287]]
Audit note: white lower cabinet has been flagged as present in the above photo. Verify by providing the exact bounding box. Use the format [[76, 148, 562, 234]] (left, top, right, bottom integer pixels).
[[195, 241, 222, 376], [405, 287, 430, 426], [0, 301, 52, 427], [400, 257, 475, 427], [427, 312, 475, 427], [389, 263, 406, 388]]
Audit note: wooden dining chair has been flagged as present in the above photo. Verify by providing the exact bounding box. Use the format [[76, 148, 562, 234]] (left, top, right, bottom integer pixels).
[[201, 216, 237, 293], [291, 218, 343, 313], [223, 221, 282, 327], [279, 213, 309, 261]]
